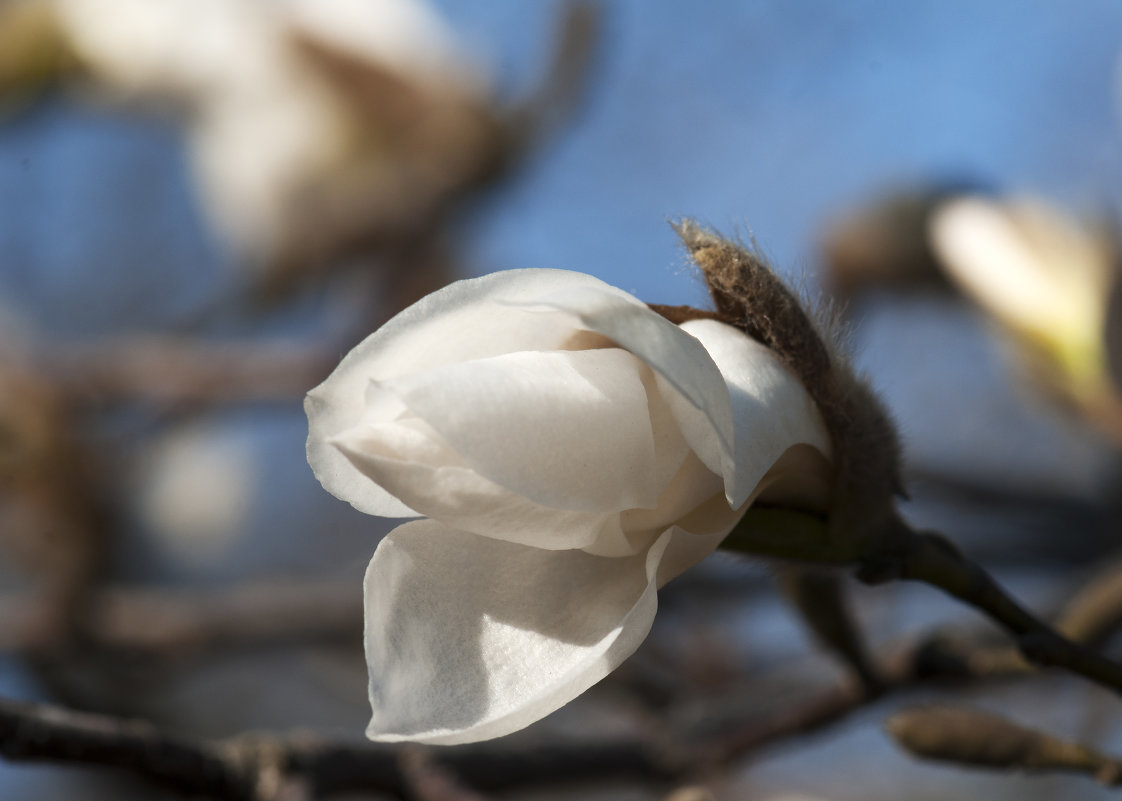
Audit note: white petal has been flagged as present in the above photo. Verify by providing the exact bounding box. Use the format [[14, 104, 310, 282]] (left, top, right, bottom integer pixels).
[[523, 285, 736, 476], [654, 525, 729, 588], [678, 319, 832, 508], [606, 443, 831, 562], [374, 348, 659, 512], [307, 395, 418, 518], [306, 269, 624, 517], [616, 448, 725, 535], [637, 361, 693, 491], [649, 445, 836, 589], [363, 520, 678, 745], [753, 443, 835, 511], [333, 415, 624, 550]]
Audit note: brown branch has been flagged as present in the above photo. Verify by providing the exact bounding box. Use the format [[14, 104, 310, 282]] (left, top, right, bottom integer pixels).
[[5, 532, 1122, 796], [4, 582, 1117, 800], [0, 693, 677, 801], [903, 555, 1122, 683], [873, 529, 1122, 695], [0, 365, 111, 654], [679, 590, 1122, 771], [0, 580, 362, 657], [44, 338, 336, 407], [729, 508, 1122, 698], [693, 679, 867, 767], [5, 559, 1114, 785], [502, 1, 602, 155], [0, 695, 257, 800], [774, 568, 883, 692]]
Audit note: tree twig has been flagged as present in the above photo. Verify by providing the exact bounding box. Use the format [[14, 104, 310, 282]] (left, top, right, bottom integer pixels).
[[0, 695, 256, 800], [0, 580, 362, 657], [0, 693, 677, 800], [45, 338, 335, 407], [868, 529, 1122, 696], [727, 507, 1122, 697]]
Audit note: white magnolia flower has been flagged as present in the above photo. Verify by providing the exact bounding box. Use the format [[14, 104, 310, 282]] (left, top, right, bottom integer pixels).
[[929, 197, 1113, 403], [306, 269, 833, 745], [42, 0, 487, 268]]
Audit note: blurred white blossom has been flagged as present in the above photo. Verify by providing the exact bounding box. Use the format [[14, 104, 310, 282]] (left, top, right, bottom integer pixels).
[[18, 0, 493, 277], [135, 422, 257, 568], [306, 268, 832, 744], [929, 197, 1116, 409]]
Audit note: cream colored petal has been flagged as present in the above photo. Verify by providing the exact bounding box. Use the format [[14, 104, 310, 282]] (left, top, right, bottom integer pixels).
[[653, 525, 730, 588], [678, 319, 832, 508], [306, 269, 621, 517], [517, 285, 737, 479], [615, 451, 724, 544], [363, 520, 679, 745], [374, 348, 659, 512], [333, 416, 624, 549], [650, 444, 836, 589]]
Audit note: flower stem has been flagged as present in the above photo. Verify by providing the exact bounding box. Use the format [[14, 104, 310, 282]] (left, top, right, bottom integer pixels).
[[873, 529, 1122, 695], [723, 508, 1122, 695]]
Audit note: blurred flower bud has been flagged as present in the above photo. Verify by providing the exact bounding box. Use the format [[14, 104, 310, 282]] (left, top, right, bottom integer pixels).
[[819, 182, 986, 300], [2, 0, 504, 294], [929, 196, 1122, 437]]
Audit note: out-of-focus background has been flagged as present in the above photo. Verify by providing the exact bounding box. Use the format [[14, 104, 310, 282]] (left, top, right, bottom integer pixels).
[[3, 1, 1122, 799]]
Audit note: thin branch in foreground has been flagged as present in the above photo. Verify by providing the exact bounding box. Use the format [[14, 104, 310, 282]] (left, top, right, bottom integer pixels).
[[867, 528, 1122, 696], [683, 567, 1122, 772], [775, 568, 884, 692], [0, 693, 677, 801], [0, 695, 256, 800], [6, 545, 1122, 798], [726, 507, 1122, 698], [1, 604, 1110, 801]]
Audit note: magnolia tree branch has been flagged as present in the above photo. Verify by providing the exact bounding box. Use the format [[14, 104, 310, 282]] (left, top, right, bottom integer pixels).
[[869, 529, 1122, 695], [0, 695, 257, 799], [9, 551, 1122, 674], [1, 497, 1119, 795], [44, 339, 336, 407], [682, 625, 1038, 768], [0, 580, 363, 657], [0, 693, 675, 801], [3, 586, 1117, 799], [6, 546, 1122, 675], [725, 508, 1122, 698]]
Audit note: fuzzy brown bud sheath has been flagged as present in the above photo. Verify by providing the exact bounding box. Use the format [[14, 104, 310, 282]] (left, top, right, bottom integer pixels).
[[669, 220, 905, 553], [659, 221, 1122, 700], [654, 221, 906, 691]]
